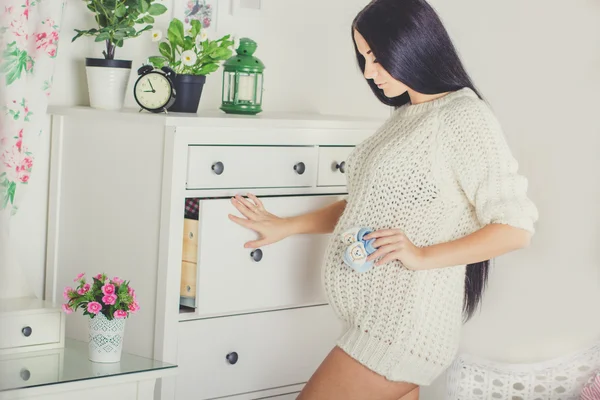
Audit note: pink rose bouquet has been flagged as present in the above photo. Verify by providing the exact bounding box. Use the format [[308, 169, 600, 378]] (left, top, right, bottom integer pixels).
[[62, 273, 140, 320]]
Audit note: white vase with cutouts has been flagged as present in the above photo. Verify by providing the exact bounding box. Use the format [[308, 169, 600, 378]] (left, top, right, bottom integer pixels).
[[88, 313, 126, 363]]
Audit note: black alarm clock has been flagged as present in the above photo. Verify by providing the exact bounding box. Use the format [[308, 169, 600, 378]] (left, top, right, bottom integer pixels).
[[133, 65, 176, 113]]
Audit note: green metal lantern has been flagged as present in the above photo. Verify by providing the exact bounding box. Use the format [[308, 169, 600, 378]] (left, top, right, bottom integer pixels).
[[221, 38, 265, 115]]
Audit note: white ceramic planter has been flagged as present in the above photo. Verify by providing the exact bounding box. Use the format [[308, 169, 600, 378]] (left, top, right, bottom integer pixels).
[[88, 312, 126, 363], [85, 58, 132, 111]]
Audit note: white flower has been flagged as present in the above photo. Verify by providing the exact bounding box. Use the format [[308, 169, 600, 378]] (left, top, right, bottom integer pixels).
[[181, 50, 197, 66], [195, 30, 208, 46], [151, 29, 162, 42], [185, 27, 193, 37]]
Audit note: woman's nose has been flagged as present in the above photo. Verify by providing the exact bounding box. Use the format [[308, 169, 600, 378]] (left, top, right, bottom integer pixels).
[[364, 64, 378, 80]]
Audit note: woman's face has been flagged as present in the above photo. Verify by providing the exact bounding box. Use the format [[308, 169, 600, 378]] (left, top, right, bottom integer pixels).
[[353, 29, 409, 98]]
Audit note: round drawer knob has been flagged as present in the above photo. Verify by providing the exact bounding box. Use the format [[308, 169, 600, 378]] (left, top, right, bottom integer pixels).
[[211, 161, 224, 175], [293, 162, 306, 175], [186, 285, 191, 293], [250, 249, 263, 262], [226, 352, 239, 365], [22, 326, 32, 337], [20, 368, 31, 381], [335, 161, 346, 174]]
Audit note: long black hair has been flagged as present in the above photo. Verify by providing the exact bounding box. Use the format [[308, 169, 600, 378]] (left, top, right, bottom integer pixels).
[[352, 0, 489, 322]]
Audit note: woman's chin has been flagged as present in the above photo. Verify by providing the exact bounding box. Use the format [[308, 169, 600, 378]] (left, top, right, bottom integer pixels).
[[383, 91, 400, 99], [382, 87, 406, 98]]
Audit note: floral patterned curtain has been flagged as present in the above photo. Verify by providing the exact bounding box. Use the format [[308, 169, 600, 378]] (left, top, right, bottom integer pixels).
[[0, 0, 66, 299]]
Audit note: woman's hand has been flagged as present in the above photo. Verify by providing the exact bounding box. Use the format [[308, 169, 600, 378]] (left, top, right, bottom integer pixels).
[[364, 229, 430, 271], [228, 193, 292, 249]]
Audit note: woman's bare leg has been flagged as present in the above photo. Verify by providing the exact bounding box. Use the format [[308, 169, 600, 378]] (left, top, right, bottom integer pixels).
[[298, 347, 418, 400], [399, 387, 419, 400]]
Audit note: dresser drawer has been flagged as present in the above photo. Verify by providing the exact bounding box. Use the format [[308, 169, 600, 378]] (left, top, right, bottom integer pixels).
[[0, 354, 60, 390], [317, 146, 353, 187], [193, 195, 343, 316], [186, 146, 318, 189], [176, 305, 343, 400], [0, 312, 61, 350]]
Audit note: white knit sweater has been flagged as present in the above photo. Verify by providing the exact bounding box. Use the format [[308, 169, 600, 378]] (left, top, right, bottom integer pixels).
[[322, 87, 538, 385]]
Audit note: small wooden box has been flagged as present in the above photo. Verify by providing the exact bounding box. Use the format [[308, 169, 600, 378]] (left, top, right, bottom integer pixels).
[[180, 218, 198, 307]]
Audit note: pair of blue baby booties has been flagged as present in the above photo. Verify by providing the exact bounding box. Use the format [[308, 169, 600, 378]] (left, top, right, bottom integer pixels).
[[340, 227, 376, 273]]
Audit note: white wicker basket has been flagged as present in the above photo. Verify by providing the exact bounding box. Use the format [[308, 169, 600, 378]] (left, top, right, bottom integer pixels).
[[446, 341, 600, 400]]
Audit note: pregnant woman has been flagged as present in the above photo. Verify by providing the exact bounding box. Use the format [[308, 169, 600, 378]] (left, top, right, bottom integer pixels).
[[228, 0, 539, 399]]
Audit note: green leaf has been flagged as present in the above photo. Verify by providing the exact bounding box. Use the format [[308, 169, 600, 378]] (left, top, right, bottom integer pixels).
[[135, 25, 152, 36], [72, 30, 85, 42], [148, 3, 167, 16], [211, 47, 232, 60], [197, 63, 219, 75], [190, 19, 201, 38], [183, 37, 194, 51], [97, 15, 108, 28], [220, 38, 234, 48], [143, 15, 154, 24], [159, 42, 172, 58], [95, 32, 111, 42], [148, 56, 166, 68], [167, 18, 184, 48], [115, 4, 127, 18], [113, 30, 127, 40], [103, 0, 118, 8], [140, 0, 149, 13]]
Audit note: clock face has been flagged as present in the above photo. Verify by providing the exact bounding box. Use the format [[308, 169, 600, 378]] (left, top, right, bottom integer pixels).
[[134, 72, 173, 110]]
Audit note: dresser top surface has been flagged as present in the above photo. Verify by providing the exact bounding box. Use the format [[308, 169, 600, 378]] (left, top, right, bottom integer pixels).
[[0, 297, 60, 315], [47, 106, 387, 130]]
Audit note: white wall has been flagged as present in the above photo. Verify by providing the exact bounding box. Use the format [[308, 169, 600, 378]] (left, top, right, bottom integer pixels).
[[10, 0, 600, 397], [421, 0, 600, 397]]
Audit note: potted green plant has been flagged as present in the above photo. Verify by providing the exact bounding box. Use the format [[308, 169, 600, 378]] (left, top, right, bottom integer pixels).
[[72, 0, 167, 111], [148, 18, 234, 113]]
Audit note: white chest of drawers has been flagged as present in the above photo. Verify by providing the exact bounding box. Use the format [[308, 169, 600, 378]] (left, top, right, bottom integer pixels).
[[0, 298, 65, 356], [45, 107, 382, 400]]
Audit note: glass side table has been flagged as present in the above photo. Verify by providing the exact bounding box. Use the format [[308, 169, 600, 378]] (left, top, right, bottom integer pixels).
[[0, 338, 177, 400]]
